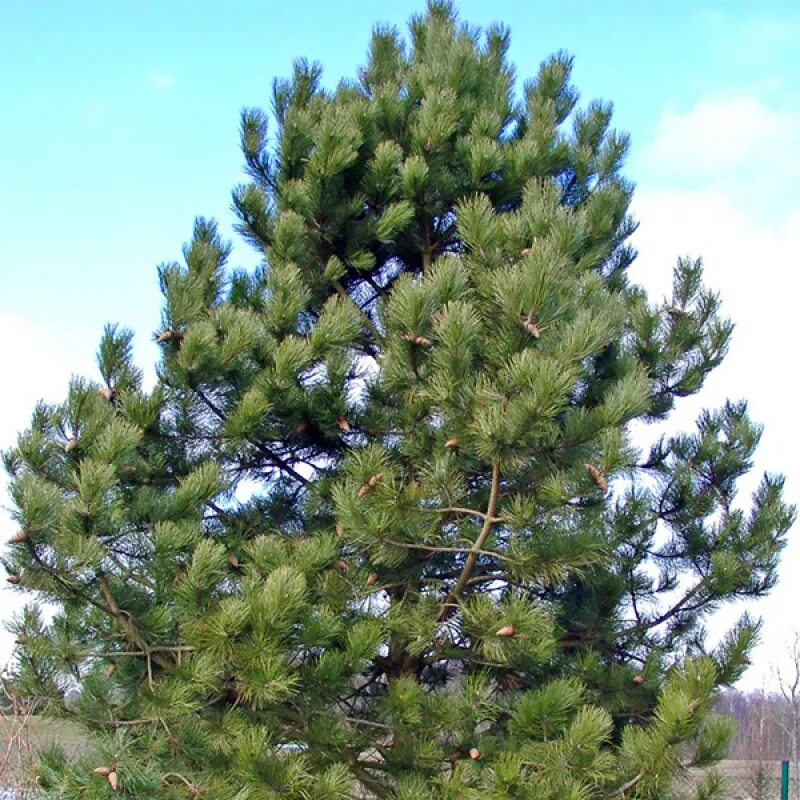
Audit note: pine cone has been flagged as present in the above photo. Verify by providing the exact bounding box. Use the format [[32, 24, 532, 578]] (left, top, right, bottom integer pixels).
[[100, 386, 116, 402], [93, 767, 112, 777], [358, 473, 383, 498], [522, 310, 541, 339], [7, 575, 21, 585], [337, 416, 351, 432], [402, 333, 432, 346], [524, 320, 541, 338], [495, 625, 516, 638], [632, 674, 644, 685], [584, 463, 609, 492], [108, 770, 119, 790], [64, 437, 78, 453], [156, 328, 184, 344], [469, 747, 481, 760], [366, 572, 379, 586], [9, 530, 32, 544], [444, 438, 459, 449]]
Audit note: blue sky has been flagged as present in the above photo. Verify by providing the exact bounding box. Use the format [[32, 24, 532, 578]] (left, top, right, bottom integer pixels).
[[1, 0, 799, 686]]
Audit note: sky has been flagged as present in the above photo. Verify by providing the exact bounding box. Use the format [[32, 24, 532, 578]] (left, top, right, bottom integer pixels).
[[1, 0, 799, 690]]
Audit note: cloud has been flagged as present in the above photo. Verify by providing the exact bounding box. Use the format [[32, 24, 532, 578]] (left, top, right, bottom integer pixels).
[[649, 96, 790, 171], [637, 94, 800, 212], [630, 93, 800, 689], [148, 71, 177, 91]]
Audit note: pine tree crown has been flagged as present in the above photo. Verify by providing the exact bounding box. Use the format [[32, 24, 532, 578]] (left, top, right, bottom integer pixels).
[[3, 3, 794, 799]]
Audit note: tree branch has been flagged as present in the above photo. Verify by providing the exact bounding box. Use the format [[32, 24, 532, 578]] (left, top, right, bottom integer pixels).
[[191, 381, 310, 486], [440, 461, 501, 619]]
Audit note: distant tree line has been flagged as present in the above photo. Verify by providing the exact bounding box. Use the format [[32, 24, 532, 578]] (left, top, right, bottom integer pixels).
[[718, 690, 799, 761]]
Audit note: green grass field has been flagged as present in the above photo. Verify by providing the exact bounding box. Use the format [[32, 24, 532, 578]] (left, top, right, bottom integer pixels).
[[0, 716, 87, 789]]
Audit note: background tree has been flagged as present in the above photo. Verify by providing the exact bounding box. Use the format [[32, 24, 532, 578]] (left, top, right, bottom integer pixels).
[[716, 689, 783, 761], [775, 633, 800, 798], [2, 3, 794, 798]]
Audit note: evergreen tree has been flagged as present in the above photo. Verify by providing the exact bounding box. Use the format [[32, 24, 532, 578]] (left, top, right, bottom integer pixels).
[[3, 4, 794, 798]]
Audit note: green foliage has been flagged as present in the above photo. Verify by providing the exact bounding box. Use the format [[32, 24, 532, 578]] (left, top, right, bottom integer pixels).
[[3, 3, 793, 799]]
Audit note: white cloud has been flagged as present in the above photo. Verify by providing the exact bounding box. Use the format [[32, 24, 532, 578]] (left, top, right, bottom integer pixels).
[[148, 71, 177, 91], [631, 93, 800, 690], [639, 95, 800, 203]]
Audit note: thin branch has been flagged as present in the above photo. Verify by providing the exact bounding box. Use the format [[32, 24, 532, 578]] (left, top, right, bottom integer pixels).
[[92, 646, 195, 657], [610, 770, 645, 795], [419, 505, 504, 522], [448, 461, 501, 603], [96, 577, 171, 671], [191, 381, 310, 486], [619, 581, 705, 636], [380, 537, 509, 562], [344, 717, 392, 731], [83, 717, 156, 728], [333, 279, 384, 344]]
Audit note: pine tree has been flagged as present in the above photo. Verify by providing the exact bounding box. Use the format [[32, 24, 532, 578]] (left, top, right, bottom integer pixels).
[[3, 4, 794, 798]]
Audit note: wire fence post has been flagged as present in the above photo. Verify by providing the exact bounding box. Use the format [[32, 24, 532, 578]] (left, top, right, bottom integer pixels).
[[782, 759, 790, 800]]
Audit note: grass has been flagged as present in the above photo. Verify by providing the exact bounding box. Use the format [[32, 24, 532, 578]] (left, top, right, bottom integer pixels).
[[0, 716, 88, 789]]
